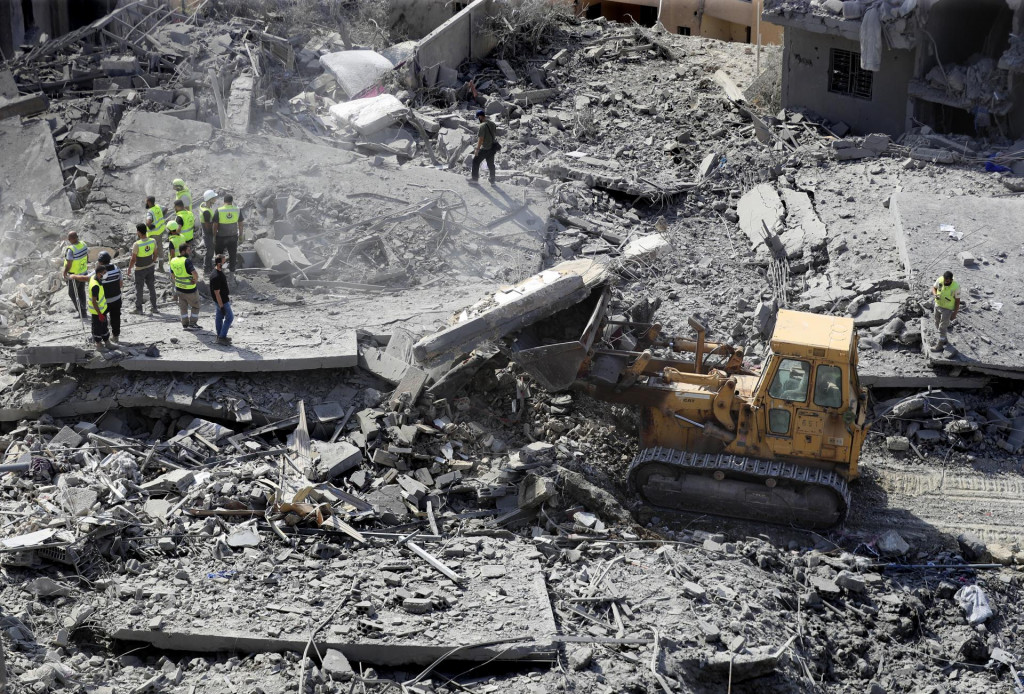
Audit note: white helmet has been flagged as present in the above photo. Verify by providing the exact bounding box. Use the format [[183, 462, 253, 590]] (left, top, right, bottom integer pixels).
[[203, 189, 217, 202]]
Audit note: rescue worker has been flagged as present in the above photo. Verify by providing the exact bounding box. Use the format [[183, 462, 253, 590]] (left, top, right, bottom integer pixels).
[[166, 220, 186, 261], [199, 189, 218, 273], [61, 230, 89, 318], [173, 198, 195, 245], [170, 243, 201, 330], [76, 264, 112, 350], [470, 110, 499, 185], [96, 251, 123, 344], [127, 223, 159, 314], [931, 270, 961, 352], [213, 193, 243, 272], [145, 195, 166, 271], [172, 177, 192, 210]]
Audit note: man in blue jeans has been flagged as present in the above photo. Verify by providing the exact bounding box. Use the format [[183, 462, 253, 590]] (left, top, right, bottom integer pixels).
[[210, 255, 233, 346]]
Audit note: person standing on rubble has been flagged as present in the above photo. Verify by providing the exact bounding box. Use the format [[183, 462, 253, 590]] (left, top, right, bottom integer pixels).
[[145, 195, 167, 272], [173, 198, 195, 246], [127, 223, 159, 315], [931, 270, 961, 352], [96, 251, 123, 344], [61, 230, 89, 319], [172, 177, 192, 210], [170, 243, 202, 330], [76, 264, 113, 351], [469, 110, 499, 185], [199, 189, 218, 273], [166, 221, 186, 261], [210, 255, 233, 346], [213, 193, 243, 273]]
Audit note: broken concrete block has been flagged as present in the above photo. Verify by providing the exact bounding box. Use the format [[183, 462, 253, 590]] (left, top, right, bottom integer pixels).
[[823, 0, 844, 13], [518, 475, 554, 509], [254, 238, 311, 274], [876, 529, 910, 556], [910, 147, 956, 164], [843, 0, 864, 18], [885, 436, 910, 451], [320, 50, 394, 98], [958, 251, 976, 267], [737, 184, 784, 253], [402, 597, 433, 614], [862, 133, 891, 155], [101, 56, 139, 76], [621, 233, 670, 262], [321, 649, 353, 681], [520, 441, 555, 463], [315, 441, 362, 480], [835, 570, 867, 593], [0, 92, 49, 120], [568, 646, 593, 671], [329, 94, 407, 137]]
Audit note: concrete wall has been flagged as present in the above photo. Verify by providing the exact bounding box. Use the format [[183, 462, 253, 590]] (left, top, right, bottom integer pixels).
[[416, 0, 498, 84], [782, 28, 914, 135], [390, 0, 456, 40], [589, 0, 778, 44]]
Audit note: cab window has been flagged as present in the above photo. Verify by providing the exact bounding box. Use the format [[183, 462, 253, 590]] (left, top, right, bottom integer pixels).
[[814, 365, 843, 408], [768, 359, 810, 403]]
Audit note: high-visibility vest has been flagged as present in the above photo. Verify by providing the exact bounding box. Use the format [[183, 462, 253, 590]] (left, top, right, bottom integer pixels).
[[87, 277, 107, 315], [199, 202, 216, 228], [216, 205, 240, 236], [100, 264, 122, 303], [147, 205, 165, 238], [177, 209, 195, 242], [167, 234, 186, 259], [935, 277, 960, 310], [66, 241, 89, 274], [169, 256, 196, 291], [176, 186, 192, 210], [136, 237, 156, 258]]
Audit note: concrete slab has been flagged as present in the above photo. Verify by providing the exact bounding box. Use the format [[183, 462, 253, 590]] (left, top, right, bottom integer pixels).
[[19, 111, 552, 374], [103, 543, 556, 666], [0, 118, 74, 236], [320, 50, 394, 98], [330, 94, 407, 136], [737, 184, 784, 259], [891, 193, 1024, 376]]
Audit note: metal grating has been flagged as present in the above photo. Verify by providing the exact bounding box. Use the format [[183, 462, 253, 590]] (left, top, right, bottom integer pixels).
[[828, 48, 873, 100]]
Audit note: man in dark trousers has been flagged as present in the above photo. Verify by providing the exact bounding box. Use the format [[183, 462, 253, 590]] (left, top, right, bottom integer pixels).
[[96, 251, 123, 344], [469, 110, 499, 184], [209, 254, 233, 346], [127, 223, 159, 314], [213, 193, 243, 272], [70, 264, 113, 350], [61, 230, 89, 318]]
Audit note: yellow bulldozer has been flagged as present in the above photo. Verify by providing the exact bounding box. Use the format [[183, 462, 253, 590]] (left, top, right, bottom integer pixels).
[[416, 264, 871, 528]]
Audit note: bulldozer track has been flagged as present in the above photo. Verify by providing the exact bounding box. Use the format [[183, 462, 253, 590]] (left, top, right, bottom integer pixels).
[[628, 447, 851, 527], [848, 464, 1024, 546]]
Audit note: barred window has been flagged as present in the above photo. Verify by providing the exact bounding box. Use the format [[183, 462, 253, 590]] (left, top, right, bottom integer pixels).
[[828, 48, 873, 100]]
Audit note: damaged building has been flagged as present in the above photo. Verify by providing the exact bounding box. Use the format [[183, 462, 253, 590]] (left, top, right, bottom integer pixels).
[[765, 0, 1024, 137], [3, 0, 1024, 692]]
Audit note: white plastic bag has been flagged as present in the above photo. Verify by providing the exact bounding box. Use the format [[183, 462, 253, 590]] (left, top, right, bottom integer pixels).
[[955, 585, 993, 625]]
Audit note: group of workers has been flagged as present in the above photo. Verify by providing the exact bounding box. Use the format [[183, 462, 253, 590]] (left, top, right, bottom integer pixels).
[[61, 178, 244, 349]]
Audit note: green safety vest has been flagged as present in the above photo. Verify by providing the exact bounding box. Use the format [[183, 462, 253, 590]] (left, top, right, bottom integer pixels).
[[169, 256, 196, 291], [136, 238, 156, 258], [147, 205, 165, 238], [177, 209, 195, 241], [87, 277, 107, 315], [216, 205, 240, 236], [66, 241, 89, 274], [199, 202, 215, 227], [167, 234, 186, 259], [176, 186, 192, 209], [935, 277, 960, 310]]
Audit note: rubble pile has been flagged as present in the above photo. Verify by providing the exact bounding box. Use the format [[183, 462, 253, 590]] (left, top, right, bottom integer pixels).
[[3, 356, 1024, 692]]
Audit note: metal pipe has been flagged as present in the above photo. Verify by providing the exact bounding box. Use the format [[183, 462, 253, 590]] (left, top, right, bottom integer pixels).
[[0, 463, 30, 473]]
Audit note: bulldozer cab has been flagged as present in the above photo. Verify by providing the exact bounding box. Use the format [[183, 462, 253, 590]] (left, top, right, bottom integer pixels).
[[753, 310, 868, 477]]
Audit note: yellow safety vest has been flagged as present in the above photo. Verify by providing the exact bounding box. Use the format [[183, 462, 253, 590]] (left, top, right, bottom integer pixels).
[[169, 256, 196, 291], [147, 205, 165, 238], [176, 186, 192, 209], [199, 202, 215, 227], [216, 205, 240, 236], [167, 234, 186, 259], [935, 277, 960, 310], [87, 277, 107, 315], [136, 238, 156, 258], [177, 209, 195, 242], [66, 241, 89, 274]]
